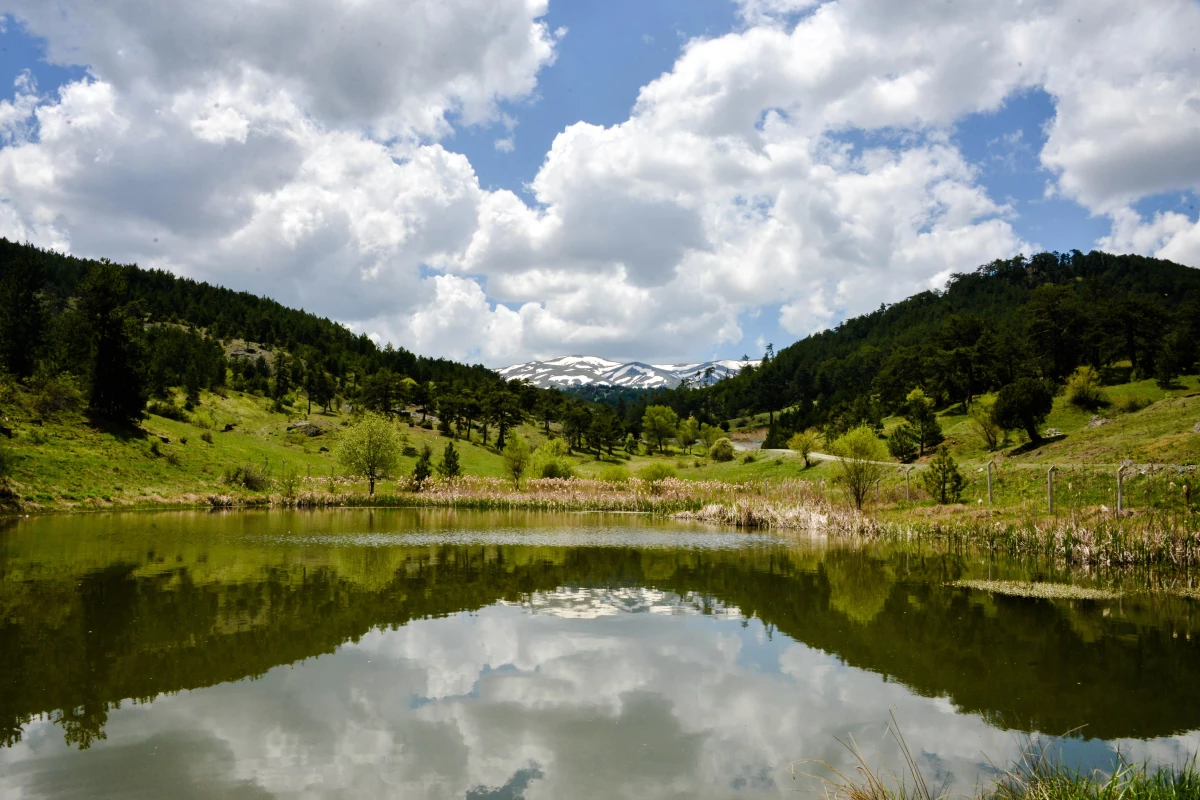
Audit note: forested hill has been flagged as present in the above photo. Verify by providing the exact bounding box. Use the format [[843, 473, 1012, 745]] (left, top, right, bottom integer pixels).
[[651, 250, 1200, 440], [0, 238, 494, 387]]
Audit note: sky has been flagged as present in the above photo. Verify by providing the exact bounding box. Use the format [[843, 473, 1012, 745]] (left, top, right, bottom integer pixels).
[[0, 0, 1198, 368]]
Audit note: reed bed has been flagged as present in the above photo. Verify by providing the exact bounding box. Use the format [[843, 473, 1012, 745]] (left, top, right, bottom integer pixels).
[[201, 474, 1200, 568]]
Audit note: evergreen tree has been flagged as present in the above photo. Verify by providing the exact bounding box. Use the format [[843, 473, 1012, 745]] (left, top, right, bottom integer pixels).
[[923, 446, 967, 504], [437, 441, 461, 478], [412, 444, 433, 483], [886, 424, 919, 463], [0, 251, 46, 378], [79, 262, 148, 424]]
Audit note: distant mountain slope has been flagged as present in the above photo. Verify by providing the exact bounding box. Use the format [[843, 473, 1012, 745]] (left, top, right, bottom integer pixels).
[[499, 355, 760, 389]]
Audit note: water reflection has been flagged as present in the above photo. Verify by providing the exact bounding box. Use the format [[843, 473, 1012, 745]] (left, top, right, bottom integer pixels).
[[2, 510, 1200, 798]]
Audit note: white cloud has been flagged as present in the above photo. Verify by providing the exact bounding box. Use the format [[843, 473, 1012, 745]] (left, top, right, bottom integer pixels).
[[3, 0, 557, 142], [0, 0, 1197, 364]]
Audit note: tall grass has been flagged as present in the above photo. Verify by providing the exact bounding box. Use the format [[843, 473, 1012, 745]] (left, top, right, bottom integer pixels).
[[794, 717, 1200, 800]]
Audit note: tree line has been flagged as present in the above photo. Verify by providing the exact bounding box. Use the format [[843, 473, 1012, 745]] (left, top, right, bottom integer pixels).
[[616, 250, 1200, 447], [0, 240, 572, 429]]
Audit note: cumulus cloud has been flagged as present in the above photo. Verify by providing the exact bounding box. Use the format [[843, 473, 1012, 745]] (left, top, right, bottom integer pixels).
[[0, 0, 1197, 364]]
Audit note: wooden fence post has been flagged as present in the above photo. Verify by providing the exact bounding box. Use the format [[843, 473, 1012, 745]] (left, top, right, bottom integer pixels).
[[1117, 465, 1125, 514], [1048, 466, 1057, 514]]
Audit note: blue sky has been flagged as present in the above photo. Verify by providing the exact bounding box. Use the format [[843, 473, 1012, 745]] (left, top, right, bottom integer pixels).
[[0, 0, 1197, 365]]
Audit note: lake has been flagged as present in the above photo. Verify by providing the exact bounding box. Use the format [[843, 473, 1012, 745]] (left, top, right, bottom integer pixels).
[[2, 509, 1199, 798]]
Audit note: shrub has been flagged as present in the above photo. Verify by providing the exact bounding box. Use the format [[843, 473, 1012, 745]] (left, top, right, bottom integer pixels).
[[221, 462, 269, 491], [787, 430, 820, 467], [531, 438, 575, 479], [923, 446, 966, 504], [598, 465, 630, 483], [709, 438, 735, 462], [31, 373, 84, 418], [741, 453, 756, 464], [277, 468, 299, 499], [179, 436, 188, 445], [1115, 395, 1152, 414], [146, 399, 189, 422], [968, 401, 1003, 451], [164, 450, 184, 467], [0, 442, 13, 484], [1065, 365, 1108, 410], [200, 431, 214, 444], [148, 440, 161, 457], [638, 462, 676, 483]]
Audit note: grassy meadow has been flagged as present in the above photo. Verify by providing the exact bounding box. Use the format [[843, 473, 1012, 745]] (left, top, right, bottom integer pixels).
[[1, 369, 1199, 544]]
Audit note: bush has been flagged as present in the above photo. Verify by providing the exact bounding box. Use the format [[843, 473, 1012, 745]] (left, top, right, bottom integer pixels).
[[201, 431, 213, 444], [146, 399, 189, 422], [709, 438, 735, 462], [277, 469, 299, 499], [638, 462, 676, 483], [1115, 395, 1152, 414], [221, 463, 270, 491], [1065, 366, 1108, 410], [968, 401, 1003, 451], [164, 449, 184, 467], [922, 446, 966, 504], [742, 453, 756, 464], [598, 465, 630, 483], [0, 442, 14, 484], [31, 373, 84, 418], [531, 438, 576, 479]]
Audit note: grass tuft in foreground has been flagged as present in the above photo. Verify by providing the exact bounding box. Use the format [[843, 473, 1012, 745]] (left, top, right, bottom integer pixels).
[[795, 715, 1200, 800]]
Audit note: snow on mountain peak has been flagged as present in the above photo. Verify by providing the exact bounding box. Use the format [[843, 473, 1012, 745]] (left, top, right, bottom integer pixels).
[[497, 356, 761, 390]]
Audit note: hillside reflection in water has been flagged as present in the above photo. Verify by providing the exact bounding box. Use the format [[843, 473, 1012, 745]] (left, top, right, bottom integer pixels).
[[2, 509, 1199, 798]]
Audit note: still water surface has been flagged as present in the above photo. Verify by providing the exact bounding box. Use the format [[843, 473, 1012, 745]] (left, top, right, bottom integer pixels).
[[2, 509, 1200, 798]]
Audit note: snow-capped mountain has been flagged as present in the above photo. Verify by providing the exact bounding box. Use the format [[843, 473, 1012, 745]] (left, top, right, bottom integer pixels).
[[497, 355, 760, 389]]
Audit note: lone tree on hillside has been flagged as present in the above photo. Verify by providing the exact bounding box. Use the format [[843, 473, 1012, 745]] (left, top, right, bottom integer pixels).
[[787, 430, 820, 468], [502, 435, 530, 489], [993, 378, 1055, 443], [923, 446, 967, 504], [438, 441, 462, 478], [830, 425, 889, 510], [336, 412, 402, 496], [641, 405, 679, 454]]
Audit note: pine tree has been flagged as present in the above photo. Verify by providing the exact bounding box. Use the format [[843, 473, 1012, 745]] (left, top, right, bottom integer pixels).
[[437, 441, 461, 478], [0, 251, 47, 378], [923, 447, 966, 504], [79, 262, 148, 424], [412, 444, 433, 484]]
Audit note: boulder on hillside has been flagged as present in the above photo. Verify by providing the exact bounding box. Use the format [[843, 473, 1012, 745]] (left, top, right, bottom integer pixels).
[[287, 422, 324, 437], [1087, 416, 1111, 429]]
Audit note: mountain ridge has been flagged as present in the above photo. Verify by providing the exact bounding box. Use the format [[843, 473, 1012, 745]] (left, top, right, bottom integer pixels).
[[498, 355, 761, 389]]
